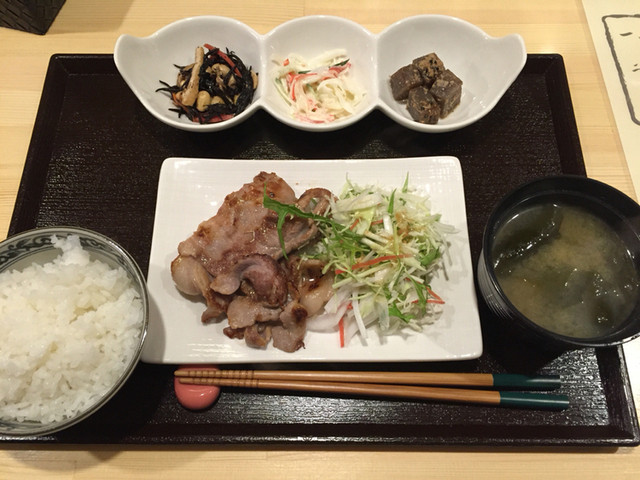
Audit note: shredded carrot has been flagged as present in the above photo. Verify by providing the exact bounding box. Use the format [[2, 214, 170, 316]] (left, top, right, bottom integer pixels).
[[348, 218, 380, 232], [354, 254, 412, 270], [338, 303, 354, 347], [426, 286, 445, 304], [335, 254, 412, 275]]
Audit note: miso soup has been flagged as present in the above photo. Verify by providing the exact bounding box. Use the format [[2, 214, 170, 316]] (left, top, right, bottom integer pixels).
[[492, 202, 639, 338]]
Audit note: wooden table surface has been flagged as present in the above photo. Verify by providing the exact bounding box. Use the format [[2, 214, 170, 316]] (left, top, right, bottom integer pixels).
[[1, 0, 639, 478]]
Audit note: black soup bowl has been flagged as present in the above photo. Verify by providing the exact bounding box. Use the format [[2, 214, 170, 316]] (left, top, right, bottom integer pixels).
[[477, 175, 640, 353]]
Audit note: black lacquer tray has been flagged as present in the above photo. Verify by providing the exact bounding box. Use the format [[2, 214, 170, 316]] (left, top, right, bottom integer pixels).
[[3, 53, 639, 446]]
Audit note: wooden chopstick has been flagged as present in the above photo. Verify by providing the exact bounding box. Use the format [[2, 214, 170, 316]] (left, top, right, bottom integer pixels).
[[176, 376, 569, 410], [173, 368, 562, 390]]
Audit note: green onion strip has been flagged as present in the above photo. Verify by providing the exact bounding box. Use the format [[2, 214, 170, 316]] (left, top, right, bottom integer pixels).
[[263, 175, 454, 344]]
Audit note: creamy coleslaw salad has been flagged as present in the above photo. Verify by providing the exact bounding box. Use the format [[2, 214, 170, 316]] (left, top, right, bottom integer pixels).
[[271, 49, 366, 123]]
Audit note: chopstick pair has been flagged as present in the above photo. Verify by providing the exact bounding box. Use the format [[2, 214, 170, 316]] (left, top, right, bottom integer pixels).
[[174, 369, 569, 410]]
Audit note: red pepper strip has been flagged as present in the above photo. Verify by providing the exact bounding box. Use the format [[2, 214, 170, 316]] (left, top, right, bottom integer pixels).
[[283, 58, 290, 66], [335, 254, 412, 275]]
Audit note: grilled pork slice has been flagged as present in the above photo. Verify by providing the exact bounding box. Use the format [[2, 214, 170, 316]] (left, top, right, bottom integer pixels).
[[171, 171, 334, 352]]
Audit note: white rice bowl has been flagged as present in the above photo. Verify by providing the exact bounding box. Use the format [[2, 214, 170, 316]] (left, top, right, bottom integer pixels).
[[0, 234, 145, 430]]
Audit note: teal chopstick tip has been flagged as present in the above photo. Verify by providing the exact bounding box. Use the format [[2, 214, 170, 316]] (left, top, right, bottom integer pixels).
[[492, 374, 562, 390], [499, 391, 570, 410]]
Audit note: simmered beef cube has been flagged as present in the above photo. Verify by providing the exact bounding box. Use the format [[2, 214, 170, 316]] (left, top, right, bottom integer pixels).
[[389, 64, 423, 101], [430, 69, 463, 118], [412, 53, 445, 88], [406, 86, 441, 124]]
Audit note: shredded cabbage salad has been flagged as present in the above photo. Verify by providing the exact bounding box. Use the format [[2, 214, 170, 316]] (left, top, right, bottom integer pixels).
[[271, 49, 366, 123], [264, 176, 455, 347]]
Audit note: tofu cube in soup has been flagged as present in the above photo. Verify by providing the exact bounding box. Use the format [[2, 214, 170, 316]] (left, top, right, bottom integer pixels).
[[430, 69, 463, 118], [390, 64, 424, 101], [407, 86, 441, 124], [412, 53, 445, 88]]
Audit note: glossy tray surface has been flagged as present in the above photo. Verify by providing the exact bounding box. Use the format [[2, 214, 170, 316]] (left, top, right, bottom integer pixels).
[[4, 53, 639, 446]]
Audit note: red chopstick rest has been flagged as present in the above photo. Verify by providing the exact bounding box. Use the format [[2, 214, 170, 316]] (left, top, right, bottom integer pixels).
[[174, 364, 221, 410]]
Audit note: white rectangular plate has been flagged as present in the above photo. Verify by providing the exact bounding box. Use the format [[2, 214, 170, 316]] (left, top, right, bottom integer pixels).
[[143, 157, 483, 364]]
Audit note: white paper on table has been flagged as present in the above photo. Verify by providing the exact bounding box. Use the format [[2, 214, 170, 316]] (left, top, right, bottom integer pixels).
[[583, 0, 640, 196]]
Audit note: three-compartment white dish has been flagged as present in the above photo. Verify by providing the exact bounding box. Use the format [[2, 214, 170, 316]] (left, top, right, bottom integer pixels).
[[143, 157, 483, 364], [115, 15, 526, 133]]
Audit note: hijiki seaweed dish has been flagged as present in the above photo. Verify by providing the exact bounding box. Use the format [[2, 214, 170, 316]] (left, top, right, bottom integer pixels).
[[157, 44, 258, 124]]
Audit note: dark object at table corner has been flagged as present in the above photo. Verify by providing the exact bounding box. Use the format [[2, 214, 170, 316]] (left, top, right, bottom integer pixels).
[[0, 0, 65, 35], [3, 53, 639, 447]]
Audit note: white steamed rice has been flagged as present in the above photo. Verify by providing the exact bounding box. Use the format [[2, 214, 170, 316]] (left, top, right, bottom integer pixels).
[[0, 235, 144, 424]]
